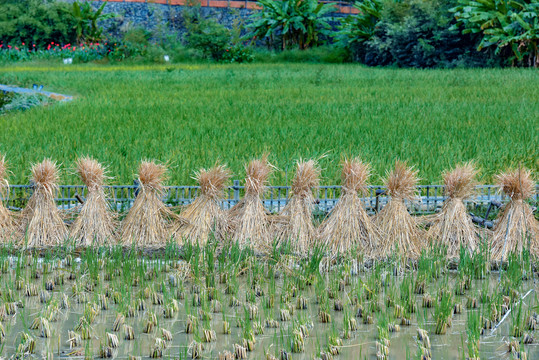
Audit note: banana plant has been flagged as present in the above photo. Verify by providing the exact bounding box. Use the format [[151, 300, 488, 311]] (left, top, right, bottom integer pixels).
[[336, 0, 384, 48], [72, 1, 116, 42], [248, 0, 336, 49], [450, 0, 539, 66]]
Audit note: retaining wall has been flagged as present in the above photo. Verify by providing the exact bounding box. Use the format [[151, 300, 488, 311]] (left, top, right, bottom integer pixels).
[[59, 0, 355, 37]]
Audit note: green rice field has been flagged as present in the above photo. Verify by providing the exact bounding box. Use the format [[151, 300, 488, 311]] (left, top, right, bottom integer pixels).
[[0, 63, 537, 185]]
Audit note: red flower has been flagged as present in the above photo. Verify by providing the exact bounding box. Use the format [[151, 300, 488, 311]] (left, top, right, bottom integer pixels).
[[22, 42, 25, 46]]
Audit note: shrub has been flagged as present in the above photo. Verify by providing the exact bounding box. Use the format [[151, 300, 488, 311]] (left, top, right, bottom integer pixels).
[[252, 46, 349, 63], [0, 91, 13, 112], [184, 16, 231, 61], [450, 0, 539, 67], [72, 1, 117, 42], [0, 0, 77, 48], [248, 0, 335, 50], [221, 44, 254, 63], [338, 0, 496, 68]]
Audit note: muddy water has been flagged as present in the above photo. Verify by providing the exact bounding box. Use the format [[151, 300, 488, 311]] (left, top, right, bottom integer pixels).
[[1, 259, 537, 359]]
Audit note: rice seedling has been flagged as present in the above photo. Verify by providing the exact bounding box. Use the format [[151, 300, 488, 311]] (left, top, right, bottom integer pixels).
[[172, 164, 231, 246], [511, 299, 525, 338], [120, 161, 186, 248], [19, 159, 67, 248], [434, 284, 454, 335], [274, 159, 320, 256], [491, 168, 539, 261], [0, 154, 18, 243], [124, 325, 135, 340], [375, 161, 422, 259], [416, 328, 431, 360], [70, 157, 117, 247], [16, 332, 36, 356], [229, 156, 274, 252], [427, 163, 479, 259], [318, 157, 380, 258], [466, 309, 481, 360]]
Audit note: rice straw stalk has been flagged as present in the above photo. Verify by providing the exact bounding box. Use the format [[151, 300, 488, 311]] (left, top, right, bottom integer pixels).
[[20, 159, 67, 248], [375, 161, 422, 259], [275, 159, 320, 256], [70, 157, 117, 247], [491, 168, 539, 261], [426, 163, 479, 259], [318, 157, 381, 258], [172, 164, 231, 246], [229, 156, 273, 252], [120, 161, 186, 248], [0, 154, 18, 243]]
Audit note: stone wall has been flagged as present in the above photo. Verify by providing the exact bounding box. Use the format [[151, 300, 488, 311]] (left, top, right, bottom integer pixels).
[[59, 0, 346, 39], [61, 0, 256, 39]]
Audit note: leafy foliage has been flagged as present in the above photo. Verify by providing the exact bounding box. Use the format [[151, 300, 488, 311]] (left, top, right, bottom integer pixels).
[[450, 0, 539, 67], [0, 0, 77, 48], [338, 0, 494, 67], [248, 0, 336, 49], [185, 17, 232, 61], [72, 1, 116, 42], [337, 0, 384, 49]]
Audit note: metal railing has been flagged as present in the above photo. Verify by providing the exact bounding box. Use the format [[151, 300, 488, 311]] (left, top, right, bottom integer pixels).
[[2, 183, 538, 215]]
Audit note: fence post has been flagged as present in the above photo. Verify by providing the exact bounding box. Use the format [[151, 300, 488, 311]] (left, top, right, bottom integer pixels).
[[233, 180, 240, 205]]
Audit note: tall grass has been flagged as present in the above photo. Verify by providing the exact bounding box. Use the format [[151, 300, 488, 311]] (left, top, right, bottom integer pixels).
[[0, 63, 537, 185]]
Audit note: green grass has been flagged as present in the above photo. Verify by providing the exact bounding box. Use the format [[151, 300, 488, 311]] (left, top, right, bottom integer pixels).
[[0, 63, 537, 185]]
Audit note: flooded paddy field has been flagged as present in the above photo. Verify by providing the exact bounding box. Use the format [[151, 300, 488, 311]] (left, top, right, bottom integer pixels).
[[0, 243, 537, 360]]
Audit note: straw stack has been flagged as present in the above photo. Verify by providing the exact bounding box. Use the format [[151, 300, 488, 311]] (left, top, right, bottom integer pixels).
[[70, 157, 117, 247], [120, 161, 186, 248], [491, 168, 539, 260], [275, 159, 320, 256], [172, 164, 231, 246], [375, 161, 421, 259], [426, 163, 479, 258], [0, 154, 18, 242], [229, 156, 273, 251], [20, 159, 67, 248], [318, 158, 380, 257]]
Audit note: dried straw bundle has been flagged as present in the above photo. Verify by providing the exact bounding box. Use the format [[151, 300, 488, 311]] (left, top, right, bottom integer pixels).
[[172, 164, 231, 246], [426, 163, 479, 258], [491, 168, 539, 260], [120, 161, 184, 248], [70, 157, 117, 247], [275, 159, 320, 256], [318, 158, 380, 257], [20, 159, 67, 248], [375, 161, 421, 259], [0, 155, 18, 242], [229, 156, 273, 251]]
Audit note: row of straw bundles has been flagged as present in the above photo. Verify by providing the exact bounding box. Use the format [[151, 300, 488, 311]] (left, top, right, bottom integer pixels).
[[240, 158, 537, 261], [0, 154, 537, 260]]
